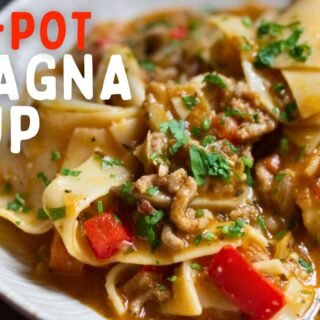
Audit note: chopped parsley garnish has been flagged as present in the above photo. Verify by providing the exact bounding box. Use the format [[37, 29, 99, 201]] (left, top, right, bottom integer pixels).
[[280, 101, 297, 122], [37, 208, 48, 220], [190, 262, 203, 272], [242, 156, 254, 186], [274, 172, 287, 183], [203, 73, 227, 89], [241, 36, 253, 51], [167, 275, 178, 282], [272, 171, 287, 196], [201, 118, 211, 131], [101, 157, 123, 169], [160, 120, 188, 154], [195, 209, 205, 218], [258, 215, 267, 232], [255, 23, 312, 68], [257, 20, 299, 38], [51, 151, 61, 162], [182, 96, 199, 110], [273, 82, 286, 93], [97, 200, 104, 214], [253, 113, 259, 123], [296, 145, 306, 162], [279, 137, 289, 155], [194, 231, 216, 245], [48, 207, 66, 221], [225, 141, 238, 154], [242, 16, 253, 28], [37, 172, 51, 186], [298, 258, 313, 274], [61, 168, 81, 177], [150, 152, 169, 165], [201, 135, 215, 147], [289, 43, 312, 62], [139, 59, 156, 72], [7, 193, 30, 213], [189, 144, 231, 185], [242, 156, 254, 169], [224, 107, 250, 119], [147, 186, 160, 196], [221, 219, 246, 238], [191, 127, 202, 138], [121, 181, 136, 204], [136, 210, 165, 251]]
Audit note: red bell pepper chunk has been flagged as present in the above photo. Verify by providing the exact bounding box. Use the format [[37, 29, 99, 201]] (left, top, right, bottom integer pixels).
[[169, 26, 188, 40], [84, 212, 131, 260], [208, 246, 286, 320]]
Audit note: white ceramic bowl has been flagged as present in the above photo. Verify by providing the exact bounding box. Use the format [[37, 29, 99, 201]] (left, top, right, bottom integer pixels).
[[0, 0, 289, 319]]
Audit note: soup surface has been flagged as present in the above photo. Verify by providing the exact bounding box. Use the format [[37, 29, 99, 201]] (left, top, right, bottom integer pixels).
[[1, 1, 320, 319]]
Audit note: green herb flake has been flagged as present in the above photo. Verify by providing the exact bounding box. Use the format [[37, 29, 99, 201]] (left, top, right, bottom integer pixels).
[[274, 172, 287, 183], [194, 231, 216, 245], [51, 151, 61, 162], [139, 59, 156, 72], [242, 156, 254, 169], [296, 145, 306, 162], [7, 193, 29, 213], [224, 107, 250, 119], [225, 141, 238, 154], [242, 16, 253, 28], [242, 156, 254, 186], [160, 120, 189, 154], [182, 96, 199, 110], [97, 200, 104, 214], [195, 209, 205, 218], [201, 118, 211, 131], [201, 135, 215, 147], [37, 172, 51, 186], [190, 262, 203, 272], [221, 219, 246, 239], [167, 275, 178, 282], [189, 145, 231, 185], [203, 73, 227, 89], [279, 137, 289, 155], [121, 181, 136, 204], [147, 186, 160, 196], [241, 36, 253, 51], [273, 82, 285, 93], [150, 152, 169, 165], [202, 231, 215, 241], [298, 258, 313, 274], [136, 210, 165, 251], [191, 127, 202, 138], [289, 43, 312, 62], [258, 215, 267, 232], [254, 22, 311, 68], [37, 208, 48, 220], [101, 156, 123, 169], [61, 168, 81, 177], [280, 101, 298, 122], [48, 207, 66, 221]]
